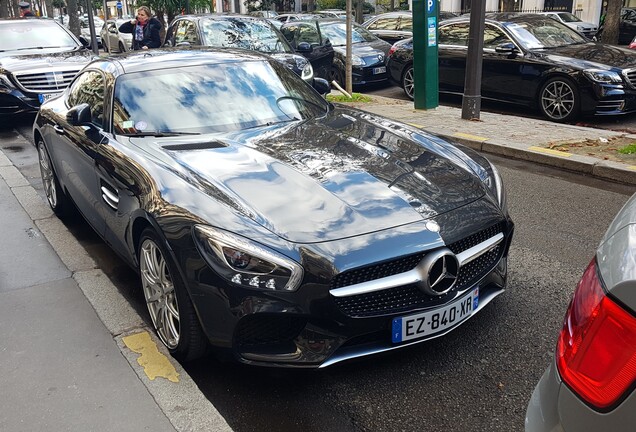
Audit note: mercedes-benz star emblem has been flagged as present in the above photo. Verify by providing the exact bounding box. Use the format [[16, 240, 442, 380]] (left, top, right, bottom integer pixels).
[[417, 248, 459, 296], [378, 54, 384, 62]]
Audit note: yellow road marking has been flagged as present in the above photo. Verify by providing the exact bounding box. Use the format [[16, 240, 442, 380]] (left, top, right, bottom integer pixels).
[[407, 122, 424, 128], [453, 132, 489, 142], [629, 166, 636, 171], [529, 146, 573, 157], [123, 332, 179, 383]]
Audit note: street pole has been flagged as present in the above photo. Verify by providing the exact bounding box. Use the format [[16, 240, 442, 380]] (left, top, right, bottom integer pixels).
[[103, 0, 109, 53], [345, 0, 352, 94], [86, 0, 99, 55], [461, 0, 486, 120], [412, 0, 439, 109]]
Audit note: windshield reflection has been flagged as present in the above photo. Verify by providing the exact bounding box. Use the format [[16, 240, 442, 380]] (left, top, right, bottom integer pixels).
[[505, 19, 587, 49], [320, 22, 378, 46], [200, 18, 292, 53], [0, 21, 78, 51], [112, 60, 328, 135]]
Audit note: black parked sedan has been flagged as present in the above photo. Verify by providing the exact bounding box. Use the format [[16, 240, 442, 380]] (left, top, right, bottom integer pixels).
[[283, 19, 392, 86], [34, 48, 513, 368], [163, 14, 314, 82], [362, 10, 457, 44], [0, 19, 94, 117], [387, 14, 636, 122]]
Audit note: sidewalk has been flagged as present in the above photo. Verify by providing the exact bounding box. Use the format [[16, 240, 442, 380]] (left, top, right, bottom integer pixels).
[[0, 134, 231, 431], [0, 100, 634, 431], [353, 96, 636, 186]]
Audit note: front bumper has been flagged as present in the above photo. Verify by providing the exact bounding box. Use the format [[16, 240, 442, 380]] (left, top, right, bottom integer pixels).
[[183, 213, 514, 368], [582, 81, 636, 116], [0, 89, 41, 116], [353, 63, 389, 86]]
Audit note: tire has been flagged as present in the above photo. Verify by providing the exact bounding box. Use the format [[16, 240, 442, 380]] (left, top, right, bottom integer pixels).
[[138, 228, 208, 361], [328, 65, 345, 87], [538, 76, 580, 122], [402, 65, 414, 100], [37, 139, 73, 217], [118, 41, 125, 53]]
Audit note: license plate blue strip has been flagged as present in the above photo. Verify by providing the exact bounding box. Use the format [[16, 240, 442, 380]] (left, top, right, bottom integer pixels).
[[392, 318, 402, 343]]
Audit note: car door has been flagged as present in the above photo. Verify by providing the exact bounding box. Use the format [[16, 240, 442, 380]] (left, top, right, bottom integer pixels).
[[620, 9, 636, 45], [437, 22, 470, 94], [47, 70, 107, 234], [282, 22, 334, 79]]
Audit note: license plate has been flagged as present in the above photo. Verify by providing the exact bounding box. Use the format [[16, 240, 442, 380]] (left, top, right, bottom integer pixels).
[[373, 66, 386, 74], [38, 93, 60, 103], [392, 288, 479, 343]]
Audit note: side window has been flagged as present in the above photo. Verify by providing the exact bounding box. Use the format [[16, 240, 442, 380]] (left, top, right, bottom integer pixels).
[[483, 24, 510, 49], [280, 25, 299, 45], [438, 23, 470, 46], [66, 71, 105, 127], [174, 20, 198, 45], [297, 24, 320, 45], [367, 17, 400, 31], [398, 17, 413, 32]]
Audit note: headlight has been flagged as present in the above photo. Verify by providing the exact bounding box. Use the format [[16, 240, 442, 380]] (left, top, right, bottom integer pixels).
[[583, 69, 623, 84], [0, 70, 15, 93], [483, 162, 507, 211], [576, 25, 584, 31], [351, 55, 365, 66], [301, 62, 314, 81], [193, 225, 304, 292]]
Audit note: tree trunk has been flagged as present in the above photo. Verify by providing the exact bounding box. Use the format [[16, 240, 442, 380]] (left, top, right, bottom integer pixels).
[[600, 0, 622, 45], [67, 0, 80, 37], [44, 0, 53, 17], [500, 0, 515, 12], [0, 0, 10, 18]]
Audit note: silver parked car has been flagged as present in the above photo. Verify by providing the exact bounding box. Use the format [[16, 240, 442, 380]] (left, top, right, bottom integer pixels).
[[538, 11, 598, 39], [100, 19, 133, 53], [526, 192, 636, 431]]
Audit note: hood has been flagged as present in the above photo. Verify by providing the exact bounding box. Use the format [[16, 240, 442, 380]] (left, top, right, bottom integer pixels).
[[0, 48, 93, 73], [270, 52, 309, 77], [144, 108, 488, 243], [334, 40, 390, 63], [532, 43, 636, 70]]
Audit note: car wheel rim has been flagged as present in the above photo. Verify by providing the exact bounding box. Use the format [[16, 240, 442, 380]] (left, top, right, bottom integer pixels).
[[541, 80, 575, 120], [140, 238, 180, 349], [404, 67, 414, 99], [37, 142, 57, 209]]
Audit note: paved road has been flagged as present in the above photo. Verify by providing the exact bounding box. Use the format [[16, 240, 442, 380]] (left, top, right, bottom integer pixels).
[[6, 114, 635, 432]]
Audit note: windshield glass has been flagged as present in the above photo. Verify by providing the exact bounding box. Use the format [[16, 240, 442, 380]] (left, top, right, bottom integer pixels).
[[557, 12, 582, 23], [112, 60, 328, 135], [0, 21, 79, 51], [320, 22, 378, 46], [200, 18, 292, 53], [505, 19, 587, 49]]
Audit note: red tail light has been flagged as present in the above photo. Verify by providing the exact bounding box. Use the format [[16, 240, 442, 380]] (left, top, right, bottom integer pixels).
[[556, 259, 636, 409], [388, 45, 397, 58]]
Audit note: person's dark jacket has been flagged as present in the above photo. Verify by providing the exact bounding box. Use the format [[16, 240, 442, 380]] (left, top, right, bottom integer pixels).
[[118, 17, 162, 50]]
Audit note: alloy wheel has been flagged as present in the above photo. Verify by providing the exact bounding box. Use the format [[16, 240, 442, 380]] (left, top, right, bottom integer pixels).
[[403, 66, 414, 100], [140, 238, 180, 349], [37, 142, 57, 209], [541, 79, 576, 121]]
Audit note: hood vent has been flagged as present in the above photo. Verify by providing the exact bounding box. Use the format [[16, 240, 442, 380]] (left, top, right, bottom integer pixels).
[[162, 141, 227, 151]]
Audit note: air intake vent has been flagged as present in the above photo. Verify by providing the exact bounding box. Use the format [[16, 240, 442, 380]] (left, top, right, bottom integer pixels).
[[162, 141, 227, 151]]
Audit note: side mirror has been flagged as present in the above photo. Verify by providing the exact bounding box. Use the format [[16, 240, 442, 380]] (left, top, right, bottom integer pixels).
[[67, 103, 92, 126], [324, 38, 332, 47], [296, 41, 313, 53], [495, 42, 517, 54], [312, 77, 330, 95], [78, 36, 90, 48]]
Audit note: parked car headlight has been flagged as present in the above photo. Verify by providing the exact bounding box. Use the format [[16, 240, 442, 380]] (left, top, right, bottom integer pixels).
[[301, 62, 314, 81], [583, 69, 623, 84], [483, 162, 507, 211], [193, 225, 304, 292], [0, 70, 15, 92], [351, 55, 365, 66]]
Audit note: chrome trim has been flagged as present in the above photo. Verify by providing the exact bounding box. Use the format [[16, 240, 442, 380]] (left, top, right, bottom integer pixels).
[[320, 286, 505, 368], [101, 185, 119, 210], [329, 232, 504, 298], [456, 232, 504, 266]]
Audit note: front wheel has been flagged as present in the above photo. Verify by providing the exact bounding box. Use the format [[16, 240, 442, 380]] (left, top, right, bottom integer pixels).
[[37, 139, 73, 217], [138, 228, 208, 361], [539, 77, 580, 122], [401, 65, 414, 100]]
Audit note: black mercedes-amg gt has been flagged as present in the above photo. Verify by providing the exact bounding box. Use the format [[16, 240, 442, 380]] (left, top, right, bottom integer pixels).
[[33, 48, 513, 368]]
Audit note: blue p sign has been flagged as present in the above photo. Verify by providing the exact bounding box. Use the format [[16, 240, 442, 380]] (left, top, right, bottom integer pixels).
[[427, 0, 435, 14]]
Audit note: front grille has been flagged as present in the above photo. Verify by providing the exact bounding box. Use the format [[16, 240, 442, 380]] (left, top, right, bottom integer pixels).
[[332, 222, 506, 318], [234, 315, 306, 348], [623, 69, 636, 88], [15, 69, 81, 93]]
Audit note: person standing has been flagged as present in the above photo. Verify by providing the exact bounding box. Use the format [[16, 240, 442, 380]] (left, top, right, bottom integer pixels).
[[118, 6, 162, 50], [18, 2, 36, 18]]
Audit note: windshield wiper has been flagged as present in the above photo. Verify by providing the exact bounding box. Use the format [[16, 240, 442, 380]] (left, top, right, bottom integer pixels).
[[125, 131, 201, 137]]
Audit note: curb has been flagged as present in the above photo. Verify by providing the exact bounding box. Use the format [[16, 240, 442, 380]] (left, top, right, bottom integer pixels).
[[0, 145, 232, 432]]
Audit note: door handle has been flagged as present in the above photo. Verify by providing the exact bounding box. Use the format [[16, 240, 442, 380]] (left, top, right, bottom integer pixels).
[[53, 124, 65, 134]]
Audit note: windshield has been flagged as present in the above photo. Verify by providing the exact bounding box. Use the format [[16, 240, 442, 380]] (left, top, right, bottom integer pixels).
[[320, 22, 378, 46], [0, 21, 79, 51], [200, 18, 293, 53], [112, 60, 329, 135], [557, 12, 582, 23], [504, 19, 587, 49]]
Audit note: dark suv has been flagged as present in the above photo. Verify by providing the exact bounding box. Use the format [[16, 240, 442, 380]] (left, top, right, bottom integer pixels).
[[0, 19, 94, 117]]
